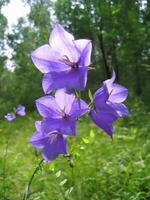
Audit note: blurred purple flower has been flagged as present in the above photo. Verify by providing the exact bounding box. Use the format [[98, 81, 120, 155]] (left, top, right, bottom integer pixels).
[[36, 89, 89, 135], [31, 24, 92, 94], [29, 121, 67, 163], [90, 71, 129, 136], [5, 113, 16, 122], [16, 105, 26, 116]]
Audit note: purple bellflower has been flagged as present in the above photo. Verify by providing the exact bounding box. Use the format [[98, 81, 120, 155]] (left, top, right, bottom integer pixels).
[[36, 89, 89, 136], [90, 71, 129, 136], [31, 24, 92, 94], [16, 105, 26, 116], [29, 121, 67, 163], [5, 113, 16, 122]]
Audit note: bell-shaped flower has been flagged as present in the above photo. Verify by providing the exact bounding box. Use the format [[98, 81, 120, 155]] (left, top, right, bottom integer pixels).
[[29, 121, 67, 163], [36, 89, 89, 135], [31, 24, 92, 94], [94, 71, 129, 117], [90, 71, 129, 136], [16, 105, 26, 116], [4, 113, 16, 122]]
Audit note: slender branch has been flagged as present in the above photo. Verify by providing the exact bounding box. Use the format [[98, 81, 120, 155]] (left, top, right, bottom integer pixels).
[[22, 159, 44, 200]]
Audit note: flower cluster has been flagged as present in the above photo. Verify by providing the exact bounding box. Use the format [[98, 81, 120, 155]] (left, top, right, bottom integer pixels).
[[30, 89, 89, 162], [30, 24, 129, 163], [5, 105, 26, 122]]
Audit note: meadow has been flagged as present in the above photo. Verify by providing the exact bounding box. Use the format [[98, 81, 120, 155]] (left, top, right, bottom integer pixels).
[[0, 99, 150, 200]]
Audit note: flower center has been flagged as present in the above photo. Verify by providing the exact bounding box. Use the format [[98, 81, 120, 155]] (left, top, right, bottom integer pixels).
[[60, 55, 78, 69], [49, 133, 61, 144], [62, 113, 70, 120], [56, 107, 70, 120]]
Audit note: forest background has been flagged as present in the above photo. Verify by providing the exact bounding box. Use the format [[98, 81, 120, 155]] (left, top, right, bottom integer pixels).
[[0, 0, 150, 116]]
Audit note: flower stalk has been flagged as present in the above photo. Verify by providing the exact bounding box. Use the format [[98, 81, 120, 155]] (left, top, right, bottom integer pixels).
[[22, 159, 44, 200]]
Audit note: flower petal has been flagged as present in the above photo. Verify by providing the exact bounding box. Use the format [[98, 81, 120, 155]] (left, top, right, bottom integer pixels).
[[31, 44, 70, 73], [104, 70, 116, 87], [74, 39, 91, 53], [42, 117, 76, 136], [108, 83, 128, 103], [41, 133, 67, 163], [35, 121, 42, 132], [49, 24, 79, 63], [90, 110, 118, 136], [29, 131, 48, 149], [108, 103, 129, 117], [69, 98, 89, 118], [55, 89, 75, 114], [42, 67, 88, 94], [30, 130, 67, 162], [78, 40, 92, 67], [94, 84, 109, 108], [104, 71, 128, 103], [36, 96, 60, 118]]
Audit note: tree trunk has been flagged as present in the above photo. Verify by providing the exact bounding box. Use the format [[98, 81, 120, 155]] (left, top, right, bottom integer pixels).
[[135, 64, 142, 96], [98, 20, 111, 79], [112, 40, 119, 83]]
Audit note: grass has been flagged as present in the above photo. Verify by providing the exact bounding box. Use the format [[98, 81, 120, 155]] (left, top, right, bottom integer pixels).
[[0, 100, 150, 200]]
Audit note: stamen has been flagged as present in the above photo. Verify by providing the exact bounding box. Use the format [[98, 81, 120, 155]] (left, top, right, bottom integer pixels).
[[63, 113, 69, 120], [59, 55, 78, 69], [49, 133, 58, 144], [109, 89, 114, 96], [55, 107, 69, 120], [107, 89, 114, 104], [107, 100, 113, 104]]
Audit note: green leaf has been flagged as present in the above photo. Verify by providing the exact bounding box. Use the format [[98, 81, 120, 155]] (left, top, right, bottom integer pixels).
[[112, 6, 120, 15], [48, 163, 55, 171], [88, 89, 93, 102], [80, 146, 85, 150], [55, 170, 61, 178], [90, 129, 95, 138], [82, 137, 89, 144], [65, 187, 74, 198], [59, 179, 67, 186], [75, 90, 81, 98]]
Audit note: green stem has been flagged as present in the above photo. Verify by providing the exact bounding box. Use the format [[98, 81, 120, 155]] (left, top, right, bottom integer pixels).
[[88, 100, 93, 109], [22, 159, 44, 200], [2, 139, 9, 199]]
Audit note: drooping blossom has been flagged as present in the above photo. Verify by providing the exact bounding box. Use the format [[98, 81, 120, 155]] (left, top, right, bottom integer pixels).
[[36, 89, 89, 135], [16, 105, 26, 116], [31, 24, 92, 94], [29, 121, 67, 163], [90, 71, 129, 136], [5, 113, 16, 122]]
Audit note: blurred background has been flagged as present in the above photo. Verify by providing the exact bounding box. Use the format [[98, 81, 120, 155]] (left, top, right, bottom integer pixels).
[[0, 0, 149, 116]]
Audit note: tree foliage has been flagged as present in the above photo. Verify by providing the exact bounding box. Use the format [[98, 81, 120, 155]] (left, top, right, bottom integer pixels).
[[0, 0, 150, 117]]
